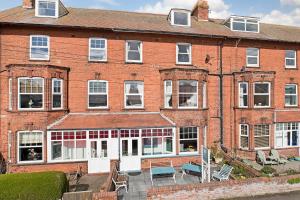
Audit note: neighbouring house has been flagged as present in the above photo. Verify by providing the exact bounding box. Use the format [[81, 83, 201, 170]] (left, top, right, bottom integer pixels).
[[0, 0, 299, 174]]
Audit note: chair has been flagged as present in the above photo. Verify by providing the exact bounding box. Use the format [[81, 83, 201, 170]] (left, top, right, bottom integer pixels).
[[212, 164, 233, 181], [269, 149, 288, 164], [112, 177, 128, 193], [256, 150, 277, 166]]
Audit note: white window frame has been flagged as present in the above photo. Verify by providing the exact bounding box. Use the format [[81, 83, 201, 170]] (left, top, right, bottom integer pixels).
[[203, 82, 207, 109], [52, 78, 63, 110], [179, 127, 199, 155], [239, 124, 249, 150], [239, 82, 248, 108], [285, 50, 297, 69], [88, 38, 107, 62], [178, 80, 198, 109], [176, 43, 192, 65], [17, 131, 44, 164], [125, 40, 143, 63], [9, 78, 12, 111], [246, 48, 259, 67], [285, 84, 298, 107], [18, 77, 44, 111], [254, 124, 270, 150], [253, 82, 271, 108], [164, 80, 172, 108], [171, 10, 191, 27], [275, 123, 300, 148], [124, 81, 144, 109], [30, 35, 50, 61], [35, 0, 59, 18], [88, 80, 109, 109], [230, 17, 260, 33]]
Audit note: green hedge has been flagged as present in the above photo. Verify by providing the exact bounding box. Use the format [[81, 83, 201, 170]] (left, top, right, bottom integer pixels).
[[0, 171, 68, 200]]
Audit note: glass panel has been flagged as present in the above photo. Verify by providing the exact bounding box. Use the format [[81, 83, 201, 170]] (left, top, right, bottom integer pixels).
[[180, 140, 197, 152], [19, 147, 43, 162], [20, 95, 43, 108], [254, 95, 269, 107], [101, 141, 108, 157], [38, 1, 56, 16], [179, 81, 197, 93], [286, 50, 296, 58], [63, 140, 75, 160], [164, 137, 173, 154], [132, 139, 138, 156], [31, 48, 48, 59], [142, 138, 152, 155], [89, 95, 107, 107], [51, 141, 62, 160], [76, 140, 86, 160], [174, 12, 188, 25], [152, 138, 162, 155], [91, 141, 98, 158], [246, 23, 258, 32], [255, 84, 269, 93], [285, 95, 297, 106], [122, 140, 128, 156], [247, 57, 258, 65], [247, 48, 258, 56], [233, 22, 245, 31], [285, 85, 296, 94], [90, 49, 106, 61], [53, 94, 62, 108]]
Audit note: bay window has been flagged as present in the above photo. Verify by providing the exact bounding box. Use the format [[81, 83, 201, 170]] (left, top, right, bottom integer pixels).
[[179, 127, 198, 153], [52, 79, 63, 109], [239, 82, 248, 108], [177, 43, 192, 64], [164, 80, 172, 108], [124, 81, 144, 108], [126, 40, 142, 63], [246, 48, 259, 67], [285, 84, 297, 107], [30, 35, 49, 60], [89, 38, 107, 61], [254, 82, 270, 108], [88, 80, 108, 109], [254, 125, 270, 149], [276, 123, 299, 148], [285, 50, 296, 68], [18, 131, 43, 163], [18, 77, 44, 110], [178, 80, 198, 108], [240, 124, 249, 149]]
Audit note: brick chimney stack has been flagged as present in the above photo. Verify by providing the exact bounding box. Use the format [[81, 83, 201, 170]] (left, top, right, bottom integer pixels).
[[23, 0, 35, 9], [192, 0, 209, 21]]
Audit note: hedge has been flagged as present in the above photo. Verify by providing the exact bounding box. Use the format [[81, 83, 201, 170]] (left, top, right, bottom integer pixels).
[[0, 171, 68, 200]]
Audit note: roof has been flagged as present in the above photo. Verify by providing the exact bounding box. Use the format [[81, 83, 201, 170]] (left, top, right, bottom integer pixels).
[[48, 113, 175, 130], [0, 6, 300, 43]]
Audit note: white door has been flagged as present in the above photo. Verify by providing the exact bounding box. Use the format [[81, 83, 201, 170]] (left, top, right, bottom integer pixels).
[[88, 139, 110, 173], [120, 138, 141, 172]]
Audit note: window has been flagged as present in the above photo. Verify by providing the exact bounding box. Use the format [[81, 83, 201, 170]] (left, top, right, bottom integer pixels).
[[276, 123, 299, 148], [176, 43, 192, 64], [179, 127, 198, 153], [231, 17, 259, 33], [285, 50, 297, 68], [89, 38, 107, 61], [171, 10, 191, 27], [30, 35, 50, 60], [254, 125, 270, 149], [142, 128, 174, 156], [88, 80, 108, 109], [126, 41, 142, 63], [240, 124, 249, 149], [246, 48, 259, 67], [254, 82, 270, 108], [36, 0, 58, 17], [50, 131, 87, 161], [124, 81, 144, 108], [285, 84, 298, 107], [18, 131, 43, 163], [164, 80, 172, 108], [18, 78, 44, 110], [203, 82, 207, 109], [178, 80, 198, 108], [9, 78, 12, 111], [52, 79, 63, 109], [239, 82, 248, 108]]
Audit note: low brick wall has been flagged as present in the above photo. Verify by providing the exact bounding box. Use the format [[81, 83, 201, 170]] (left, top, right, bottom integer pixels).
[[142, 156, 201, 169], [147, 175, 300, 200], [92, 191, 117, 200]]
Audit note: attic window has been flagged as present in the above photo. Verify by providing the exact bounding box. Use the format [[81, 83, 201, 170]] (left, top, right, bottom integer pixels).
[[226, 16, 260, 33], [36, 0, 58, 18], [170, 10, 191, 27]]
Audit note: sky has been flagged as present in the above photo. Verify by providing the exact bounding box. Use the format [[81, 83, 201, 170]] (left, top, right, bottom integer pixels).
[[1, 0, 300, 26]]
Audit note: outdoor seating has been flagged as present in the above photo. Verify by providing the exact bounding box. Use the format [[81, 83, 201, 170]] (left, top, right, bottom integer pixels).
[[150, 161, 176, 185], [212, 164, 233, 181], [112, 177, 128, 193], [269, 149, 288, 164], [181, 162, 202, 178], [257, 150, 277, 166]]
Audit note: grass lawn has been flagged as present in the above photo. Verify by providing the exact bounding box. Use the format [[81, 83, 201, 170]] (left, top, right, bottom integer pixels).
[[0, 171, 68, 200]]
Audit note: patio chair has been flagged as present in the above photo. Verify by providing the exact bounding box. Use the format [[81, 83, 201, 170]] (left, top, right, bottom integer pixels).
[[256, 150, 277, 166], [112, 177, 128, 193], [212, 164, 233, 181], [269, 149, 288, 164]]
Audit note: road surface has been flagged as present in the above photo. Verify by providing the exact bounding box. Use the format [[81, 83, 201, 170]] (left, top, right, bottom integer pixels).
[[232, 191, 300, 200]]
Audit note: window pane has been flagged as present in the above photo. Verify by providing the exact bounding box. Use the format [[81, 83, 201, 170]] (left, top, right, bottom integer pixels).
[[246, 23, 258, 32], [19, 132, 43, 162], [174, 12, 188, 25], [53, 94, 62, 108], [179, 127, 198, 153], [247, 48, 258, 56], [31, 48, 49, 59], [178, 45, 189, 53], [122, 140, 128, 156], [286, 50, 296, 58], [126, 95, 142, 107], [63, 140, 75, 160], [128, 51, 141, 61], [179, 81, 197, 93], [142, 138, 152, 155], [178, 54, 190, 63], [179, 94, 197, 107], [89, 95, 107, 107], [51, 141, 62, 160], [286, 59, 296, 66], [91, 141, 98, 158], [255, 84, 269, 93], [285, 85, 296, 94], [285, 96, 297, 106], [20, 94, 43, 109], [90, 49, 106, 61], [128, 41, 140, 51], [254, 95, 269, 107], [233, 22, 245, 31], [153, 138, 162, 155], [76, 140, 86, 160], [38, 1, 56, 17]]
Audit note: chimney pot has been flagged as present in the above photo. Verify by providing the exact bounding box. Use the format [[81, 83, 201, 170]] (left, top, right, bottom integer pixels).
[[23, 0, 35, 9], [192, 0, 209, 21]]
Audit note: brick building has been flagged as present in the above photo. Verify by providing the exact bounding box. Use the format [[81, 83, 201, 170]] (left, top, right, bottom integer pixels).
[[0, 0, 299, 173]]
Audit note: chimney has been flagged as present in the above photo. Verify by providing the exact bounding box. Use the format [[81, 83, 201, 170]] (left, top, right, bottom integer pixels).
[[23, 0, 35, 9], [192, 0, 209, 21]]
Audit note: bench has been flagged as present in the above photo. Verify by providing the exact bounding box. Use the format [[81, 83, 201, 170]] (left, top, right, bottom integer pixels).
[[150, 161, 176, 185], [181, 163, 202, 177]]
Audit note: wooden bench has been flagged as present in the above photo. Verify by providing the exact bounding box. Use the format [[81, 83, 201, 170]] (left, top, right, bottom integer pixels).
[[150, 161, 176, 185], [181, 163, 202, 177]]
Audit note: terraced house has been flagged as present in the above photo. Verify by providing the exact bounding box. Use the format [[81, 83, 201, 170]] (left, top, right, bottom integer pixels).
[[0, 0, 299, 174]]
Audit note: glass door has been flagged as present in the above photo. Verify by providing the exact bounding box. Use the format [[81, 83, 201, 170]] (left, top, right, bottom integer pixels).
[[120, 138, 141, 172]]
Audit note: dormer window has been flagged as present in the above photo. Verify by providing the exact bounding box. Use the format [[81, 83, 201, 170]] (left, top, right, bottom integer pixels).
[[225, 16, 260, 33], [36, 0, 58, 18], [170, 9, 191, 27]]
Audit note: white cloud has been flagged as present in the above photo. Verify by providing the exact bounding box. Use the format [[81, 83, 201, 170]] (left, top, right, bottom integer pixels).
[[95, 0, 120, 6], [280, 0, 300, 6], [137, 0, 231, 19], [258, 8, 300, 26]]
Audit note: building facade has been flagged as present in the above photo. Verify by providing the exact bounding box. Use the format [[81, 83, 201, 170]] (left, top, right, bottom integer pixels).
[[0, 0, 299, 173]]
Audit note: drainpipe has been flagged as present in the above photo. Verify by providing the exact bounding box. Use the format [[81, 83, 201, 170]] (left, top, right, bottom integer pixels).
[[219, 39, 225, 149], [117, 128, 121, 171]]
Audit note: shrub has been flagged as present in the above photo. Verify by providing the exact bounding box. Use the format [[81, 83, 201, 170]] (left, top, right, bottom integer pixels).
[[261, 166, 276, 175], [288, 178, 300, 184], [0, 171, 68, 200]]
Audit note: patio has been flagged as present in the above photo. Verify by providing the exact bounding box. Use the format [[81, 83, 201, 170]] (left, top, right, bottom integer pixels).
[[271, 160, 300, 174]]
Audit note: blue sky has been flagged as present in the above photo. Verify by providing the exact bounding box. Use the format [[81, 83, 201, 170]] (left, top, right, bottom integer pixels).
[[1, 0, 300, 26]]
